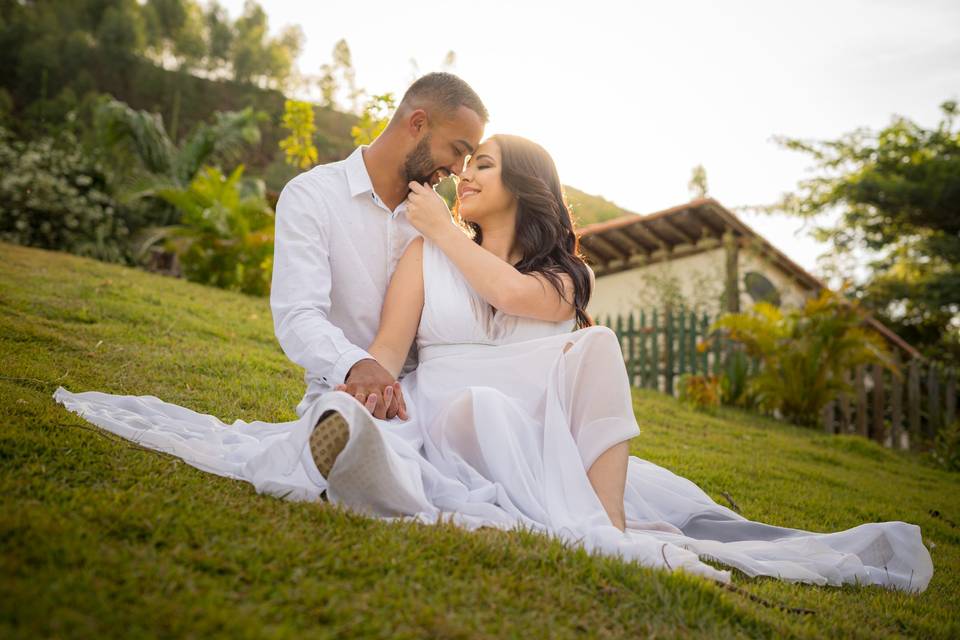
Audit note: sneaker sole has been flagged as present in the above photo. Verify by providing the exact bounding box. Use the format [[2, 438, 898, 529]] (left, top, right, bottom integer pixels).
[[309, 411, 350, 478]]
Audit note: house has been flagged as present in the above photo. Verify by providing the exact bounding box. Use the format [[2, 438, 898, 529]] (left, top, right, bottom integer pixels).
[[576, 198, 919, 358]]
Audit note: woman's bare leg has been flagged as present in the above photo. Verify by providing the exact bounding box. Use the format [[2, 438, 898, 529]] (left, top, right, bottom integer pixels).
[[587, 441, 629, 531]]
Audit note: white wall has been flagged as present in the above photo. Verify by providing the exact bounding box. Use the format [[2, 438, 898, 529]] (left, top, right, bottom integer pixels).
[[588, 245, 814, 322]]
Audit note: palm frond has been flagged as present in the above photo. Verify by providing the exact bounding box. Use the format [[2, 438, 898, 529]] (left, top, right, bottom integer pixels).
[[174, 108, 265, 185], [94, 98, 176, 178]]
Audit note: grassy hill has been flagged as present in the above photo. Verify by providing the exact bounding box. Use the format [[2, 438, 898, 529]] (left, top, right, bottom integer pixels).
[[1, 242, 958, 639], [564, 186, 637, 227]]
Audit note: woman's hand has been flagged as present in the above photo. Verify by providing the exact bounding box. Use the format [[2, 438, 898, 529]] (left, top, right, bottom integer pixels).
[[406, 181, 454, 241]]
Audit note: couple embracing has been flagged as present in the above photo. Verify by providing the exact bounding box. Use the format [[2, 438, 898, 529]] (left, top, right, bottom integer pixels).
[[55, 73, 932, 591]]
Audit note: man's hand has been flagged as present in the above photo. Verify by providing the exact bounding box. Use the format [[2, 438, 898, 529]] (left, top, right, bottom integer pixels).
[[406, 181, 455, 240], [337, 359, 408, 420]]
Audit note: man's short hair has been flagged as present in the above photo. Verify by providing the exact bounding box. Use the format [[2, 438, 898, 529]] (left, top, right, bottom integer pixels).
[[399, 72, 489, 123]]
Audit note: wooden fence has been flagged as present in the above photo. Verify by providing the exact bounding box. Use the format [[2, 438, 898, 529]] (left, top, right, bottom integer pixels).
[[600, 309, 959, 451]]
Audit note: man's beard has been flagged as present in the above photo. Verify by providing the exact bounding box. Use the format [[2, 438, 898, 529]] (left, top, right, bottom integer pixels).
[[403, 134, 443, 185]]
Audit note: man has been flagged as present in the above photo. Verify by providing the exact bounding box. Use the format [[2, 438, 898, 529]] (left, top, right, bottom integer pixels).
[[270, 73, 487, 478]]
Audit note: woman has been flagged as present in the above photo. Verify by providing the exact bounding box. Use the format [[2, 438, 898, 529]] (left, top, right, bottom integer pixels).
[[54, 135, 933, 591]]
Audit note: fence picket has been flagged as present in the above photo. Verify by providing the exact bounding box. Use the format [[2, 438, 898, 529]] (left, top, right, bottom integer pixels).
[[855, 365, 867, 437], [822, 401, 835, 434], [945, 367, 956, 427], [677, 309, 687, 380], [928, 364, 941, 439], [840, 369, 852, 434], [871, 363, 886, 445], [908, 360, 921, 446], [890, 351, 903, 449], [638, 310, 648, 388], [664, 309, 674, 395], [700, 312, 710, 375], [652, 309, 660, 393]]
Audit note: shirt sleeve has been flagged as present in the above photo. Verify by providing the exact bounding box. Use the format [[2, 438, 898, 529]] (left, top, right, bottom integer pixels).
[[270, 176, 371, 386]]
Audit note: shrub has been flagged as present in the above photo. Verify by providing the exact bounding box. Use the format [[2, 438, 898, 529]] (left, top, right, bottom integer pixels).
[[932, 420, 960, 472], [678, 374, 721, 412], [0, 126, 137, 262], [709, 290, 897, 428], [144, 165, 275, 296]]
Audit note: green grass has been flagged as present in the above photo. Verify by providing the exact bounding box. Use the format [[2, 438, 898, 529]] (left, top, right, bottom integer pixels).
[[1, 241, 958, 639]]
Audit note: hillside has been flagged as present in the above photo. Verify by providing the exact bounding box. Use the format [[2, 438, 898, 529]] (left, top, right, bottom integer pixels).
[[1, 242, 957, 638], [564, 185, 637, 226]]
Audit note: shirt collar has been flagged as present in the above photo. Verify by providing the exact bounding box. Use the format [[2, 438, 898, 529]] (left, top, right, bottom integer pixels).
[[345, 146, 375, 198]]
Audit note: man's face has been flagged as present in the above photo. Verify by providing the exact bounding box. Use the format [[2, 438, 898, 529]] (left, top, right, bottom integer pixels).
[[403, 105, 485, 186]]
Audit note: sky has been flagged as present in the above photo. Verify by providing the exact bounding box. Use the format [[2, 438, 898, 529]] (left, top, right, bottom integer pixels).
[[222, 0, 960, 275]]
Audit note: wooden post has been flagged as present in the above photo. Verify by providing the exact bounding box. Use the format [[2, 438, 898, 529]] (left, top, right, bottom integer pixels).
[[871, 363, 886, 445], [945, 367, 957, 428], [890, 351, 904, 449], [722, 230, 740, 313], [689, 311, 698, 375], [638, 310, 648, 388], [855, 364, 867, 438], [822, 401, 835, 434], [840, 368, 853, 434], [908, 359, 921, 448], [652, 309, 660, 393], [700, 312, 710, 375], [712, 323, 723, 376], [613, 313, 630, 379], [626, 312, 637, 386], [928, 364, 941, 439], [677, 308, 687, 380], [665, 309, 675, 396]]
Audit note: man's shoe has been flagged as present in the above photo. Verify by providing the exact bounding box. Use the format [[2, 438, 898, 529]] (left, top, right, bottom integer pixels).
[[309, 410, 350, 478]]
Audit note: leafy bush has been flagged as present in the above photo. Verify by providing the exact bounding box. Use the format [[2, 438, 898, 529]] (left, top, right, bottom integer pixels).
[[713, 348, 763, 410], [144, 165, 275, 296], [932, 420, 960, 472], [709, 290, 897, 428], [678, 374, 721, 412], [0, 126, 138, 262]]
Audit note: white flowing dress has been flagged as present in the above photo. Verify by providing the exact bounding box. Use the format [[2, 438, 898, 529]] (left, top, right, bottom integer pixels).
[[54, 240, 933, 592]]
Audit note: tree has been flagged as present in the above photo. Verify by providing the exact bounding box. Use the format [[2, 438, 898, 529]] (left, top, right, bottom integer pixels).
[[203, 1, 233, 73], [763, 101, 960, 364], [351, 93, 395, 146], [96, 1, 147, 59], [688, 164, 708, 199], [318, 38, 359, 111], [142, 0, 204, 70], [279, 100, 318, 169], [229, 0, 302, 89]]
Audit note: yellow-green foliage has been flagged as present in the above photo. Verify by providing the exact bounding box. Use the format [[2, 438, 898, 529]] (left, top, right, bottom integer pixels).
[[678, 374, 721, 411], [153, 165, 275, 295], [279, 100, 318, 169], [711, 290, 896, 427], [351, 93, 395, 146]]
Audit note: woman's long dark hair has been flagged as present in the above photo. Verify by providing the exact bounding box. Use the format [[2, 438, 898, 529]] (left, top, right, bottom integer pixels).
[[458, 134, 594, 328]]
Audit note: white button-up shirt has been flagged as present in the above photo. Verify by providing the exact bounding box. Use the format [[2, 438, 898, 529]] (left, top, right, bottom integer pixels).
[[270, 147, 420, 414]]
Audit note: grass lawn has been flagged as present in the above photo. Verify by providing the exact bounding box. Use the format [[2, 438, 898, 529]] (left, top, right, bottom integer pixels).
[[1, 241, 959, 639]]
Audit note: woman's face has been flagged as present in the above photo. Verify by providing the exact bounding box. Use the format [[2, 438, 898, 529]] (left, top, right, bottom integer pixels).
[[456, 139, 516, 225]]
